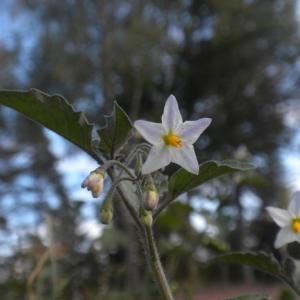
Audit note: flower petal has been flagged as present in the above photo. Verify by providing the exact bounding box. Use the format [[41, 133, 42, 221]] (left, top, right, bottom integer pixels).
[[170, 144, 199, 175], [180, 118, 212, 144], [274, 226, 298, 248], [142, 145, 171, 174], [161, 95, 183, 131], [134, 120, 165, 145], [288, 191, 300, 218], [266, 206, 290, 227]]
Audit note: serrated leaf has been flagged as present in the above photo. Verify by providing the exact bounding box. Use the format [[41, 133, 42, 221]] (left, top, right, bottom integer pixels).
[[169, 160, 255, 199], [98, 102, 132, 157], [0, 89, 98, 160], [225, 295, 271, 300], [214, 252, 282, 277]]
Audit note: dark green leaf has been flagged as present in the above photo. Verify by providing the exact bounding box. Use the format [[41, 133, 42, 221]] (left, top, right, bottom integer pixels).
[[0, 89, 98, 160], [214, 252, 282, 277], [225, 295, 271, 300], [168, 160, 255, 198], [98, 102, 132, 157]]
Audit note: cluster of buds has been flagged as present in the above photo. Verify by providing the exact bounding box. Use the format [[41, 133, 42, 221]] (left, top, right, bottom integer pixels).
[[81, 167, 106, 198], [81, 167, 114, 224], [81, 167, 160, 226]]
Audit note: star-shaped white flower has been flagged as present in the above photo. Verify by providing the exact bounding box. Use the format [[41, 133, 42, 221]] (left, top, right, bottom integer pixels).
[[134, 95, 212, 175], [266, 191, 300, 248]]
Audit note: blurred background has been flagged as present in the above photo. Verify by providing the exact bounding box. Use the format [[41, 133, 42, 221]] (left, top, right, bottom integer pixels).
[[1, 0, 300, 299]]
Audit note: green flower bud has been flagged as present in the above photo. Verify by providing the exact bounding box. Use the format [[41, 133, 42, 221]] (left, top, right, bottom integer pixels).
[[99, 188, 113, 225], [141, 210, 153, 227], [100, 207, 113, 225]]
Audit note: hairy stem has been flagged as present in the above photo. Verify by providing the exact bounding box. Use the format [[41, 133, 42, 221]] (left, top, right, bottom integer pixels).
[[116, 184, 144, 231], [279, 275, 300, 296], [107, 169, 144, 232], [144, 224, 174, 300], [103, 159, 136, 179]]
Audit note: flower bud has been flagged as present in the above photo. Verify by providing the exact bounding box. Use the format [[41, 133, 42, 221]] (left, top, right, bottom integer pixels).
[[81, 168, 105, 198], [144, 190, 159, 211], [100, 207, 113, 225], [143, 175, 159, 211], [99, 191, 113, 225], [141, 210, 153, 227]]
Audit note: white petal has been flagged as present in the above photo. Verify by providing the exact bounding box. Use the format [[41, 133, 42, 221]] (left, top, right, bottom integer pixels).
[[170, 144, 199, 175], [142, 145, 171, 174], [266, 206, 290, 227], [161, 95, 183, 131], [274, 226, 298, 248], [180, 118, 212, 144], [134, 120, 165, 145], [288, 191, 300, 218]]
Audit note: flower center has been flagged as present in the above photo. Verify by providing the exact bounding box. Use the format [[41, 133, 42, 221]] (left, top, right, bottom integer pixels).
[[163, 132, 182, 148], [291, 218, 300, 233]]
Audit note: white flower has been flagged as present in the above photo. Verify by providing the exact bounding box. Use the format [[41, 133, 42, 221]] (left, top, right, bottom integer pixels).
[[134, 95, 212, 175], [266, 191, 300, 248]]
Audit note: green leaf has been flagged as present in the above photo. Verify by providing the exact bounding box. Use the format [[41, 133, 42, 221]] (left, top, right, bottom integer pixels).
[[0, 89, 98, 160], [98, 101, 132, 157], [168, 160, 255, 199], [225, 295, 271, 300], [214, 251, 282, 278]]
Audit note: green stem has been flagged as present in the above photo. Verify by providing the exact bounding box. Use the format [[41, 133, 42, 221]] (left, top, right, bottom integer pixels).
[[106, 176, 137, 198], [144, 224, 174, 300], [116, 185, 144, 231], [102, 159, 136, 179], [279, 275, 300, 296], [122, 142, 151, 165], [107, 169, 144, 232]]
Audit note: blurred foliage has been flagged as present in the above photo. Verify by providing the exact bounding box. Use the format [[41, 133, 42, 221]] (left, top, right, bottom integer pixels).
[[0, 0, 300, 298]]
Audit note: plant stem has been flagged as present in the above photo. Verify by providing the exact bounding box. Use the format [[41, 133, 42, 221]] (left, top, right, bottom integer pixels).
[[102, 159, 136, 179], [107, 169, 144, 232], [116, 183, 144, 231], [144, 224, 174, 300], [279, 275, 300, 296]]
